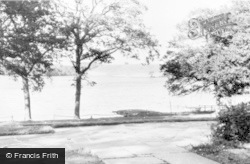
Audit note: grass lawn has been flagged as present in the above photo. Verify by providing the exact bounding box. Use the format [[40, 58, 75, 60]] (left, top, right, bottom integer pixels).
[[0, 122, 54, 136], [18, 114, 215, 129], [192, 143, 250, 164]]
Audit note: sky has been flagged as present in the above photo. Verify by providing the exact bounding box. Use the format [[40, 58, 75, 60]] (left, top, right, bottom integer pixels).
[[60, 0, 233, 65], [112, 0, 233, 64], [141, 0, 232, 44]]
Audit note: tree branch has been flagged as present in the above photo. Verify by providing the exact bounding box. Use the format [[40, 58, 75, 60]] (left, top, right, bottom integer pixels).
[[80, 56, 99, 75]]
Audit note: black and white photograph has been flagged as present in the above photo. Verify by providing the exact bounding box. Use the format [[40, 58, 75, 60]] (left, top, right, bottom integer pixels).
[[0, 0, 250, 163]]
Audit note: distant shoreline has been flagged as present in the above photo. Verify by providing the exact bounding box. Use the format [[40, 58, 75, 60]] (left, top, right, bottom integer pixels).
[[1, 64, 163, 77]]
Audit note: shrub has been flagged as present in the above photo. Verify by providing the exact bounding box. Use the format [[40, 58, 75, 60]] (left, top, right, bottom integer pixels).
[[211, 103, 250, 146]]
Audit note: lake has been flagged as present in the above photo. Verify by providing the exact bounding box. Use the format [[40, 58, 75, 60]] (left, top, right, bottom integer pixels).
[[0, 64, 248, 121]]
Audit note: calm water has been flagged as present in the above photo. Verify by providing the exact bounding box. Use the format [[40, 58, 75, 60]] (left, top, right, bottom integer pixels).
[[0, 64, 247, 121]]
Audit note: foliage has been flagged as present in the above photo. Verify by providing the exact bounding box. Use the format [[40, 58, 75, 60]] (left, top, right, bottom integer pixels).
[[54, 0, 159, 118], [56, 0, 159, 76], [160, 0, 250, 104], [0, 0, 66, 120], [0, 0, 65, 91], [193, 102, 250, 163], [211, 103, 250, 145]]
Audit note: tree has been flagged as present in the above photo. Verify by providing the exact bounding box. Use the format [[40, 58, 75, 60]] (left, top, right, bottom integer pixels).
[[161, 0, 250, 105], [0, 0, 65, 120], [55, 0, 159, 119]]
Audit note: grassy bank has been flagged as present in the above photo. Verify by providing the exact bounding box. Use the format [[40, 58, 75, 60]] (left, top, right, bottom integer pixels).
[[0, 122, 54, 136], [0, 115, 215, 137], [19, 116, 216, 128], [0, 114, 215, 136]]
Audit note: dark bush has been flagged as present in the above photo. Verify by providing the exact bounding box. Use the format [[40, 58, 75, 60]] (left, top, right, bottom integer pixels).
[[211, 103, 250, 146]]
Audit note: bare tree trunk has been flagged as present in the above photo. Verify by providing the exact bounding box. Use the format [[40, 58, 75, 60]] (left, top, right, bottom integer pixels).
[[74, 74, 81, 119], [22, 77, 31, 120], [74, 45, 82, 119], [214, 81, 222, 109]]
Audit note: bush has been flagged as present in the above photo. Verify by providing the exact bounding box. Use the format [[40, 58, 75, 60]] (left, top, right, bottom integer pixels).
[[211, 103, 250, 146]]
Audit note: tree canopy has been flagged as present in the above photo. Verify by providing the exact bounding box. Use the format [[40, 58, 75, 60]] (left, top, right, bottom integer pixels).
[[0, 0, 64, 90], [54, 0, 159, 118], [161, 0, 250, 105], [0, 0, 65, 119]]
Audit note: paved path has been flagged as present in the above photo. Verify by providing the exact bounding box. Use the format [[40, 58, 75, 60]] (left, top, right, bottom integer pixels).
[[0, 121, 219, 164]]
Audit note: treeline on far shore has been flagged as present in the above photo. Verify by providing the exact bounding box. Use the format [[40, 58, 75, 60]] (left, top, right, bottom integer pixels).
[[47, 66, 75, 76], [0, 65, 76, 76]]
